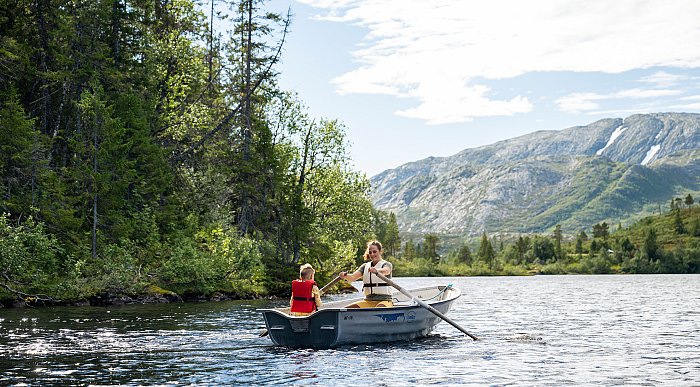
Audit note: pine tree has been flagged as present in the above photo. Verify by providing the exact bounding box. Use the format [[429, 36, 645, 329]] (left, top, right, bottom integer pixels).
[[643, 228, 659, 261], [384, 212, 401, 257], [423, 233, 439, 262], [552, 224, 563, 261], [0, 88, 42, 215], [673, 209, 685, 234], [575, 237, 583, 259], [477, 232, 495, 269], [457, 244, 472, 265], [403, 239, 416, 260], [685, 194, 694, 213]]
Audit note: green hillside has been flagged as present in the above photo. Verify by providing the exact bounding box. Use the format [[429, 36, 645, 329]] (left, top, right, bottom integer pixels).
[[383, 196, 700, 277]]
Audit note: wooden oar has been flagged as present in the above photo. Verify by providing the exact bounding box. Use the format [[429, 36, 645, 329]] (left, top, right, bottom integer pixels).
[[318, 275, 343, 295], [259, 275, 343, 338], [374, 272, 479, 340]]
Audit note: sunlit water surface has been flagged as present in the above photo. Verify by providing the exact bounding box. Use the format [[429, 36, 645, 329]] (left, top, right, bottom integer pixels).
[[1, 275, 698, 385]]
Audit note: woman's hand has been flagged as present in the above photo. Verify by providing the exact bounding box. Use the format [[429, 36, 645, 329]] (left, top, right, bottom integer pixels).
[[339, 271, 347, 279], [369, 267, 377, 274]]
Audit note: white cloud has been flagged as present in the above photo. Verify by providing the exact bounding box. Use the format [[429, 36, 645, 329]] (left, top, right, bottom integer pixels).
[[639, 71, 689, 87], [614, 88, 682, 99], [395, 83, 533, 125], [556, 88, 684, 113], [556, 93, 604, 113], [299, 0, 700, 123], [670, 102, 700, 110]]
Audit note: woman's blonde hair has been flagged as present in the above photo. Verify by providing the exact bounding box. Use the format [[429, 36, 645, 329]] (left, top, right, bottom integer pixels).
[[363, 240, 383, 261], [299, 263, 315, 279]]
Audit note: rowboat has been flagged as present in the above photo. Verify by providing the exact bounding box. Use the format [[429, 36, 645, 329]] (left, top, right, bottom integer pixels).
[[258, 284, 462, 348]]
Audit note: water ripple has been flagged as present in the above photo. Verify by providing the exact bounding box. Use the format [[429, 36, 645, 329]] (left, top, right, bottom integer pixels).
[[1, 275, 699, 385]]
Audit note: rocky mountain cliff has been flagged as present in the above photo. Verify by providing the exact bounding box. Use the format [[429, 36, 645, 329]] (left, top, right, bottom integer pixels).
[[371, 113, 700, 235]]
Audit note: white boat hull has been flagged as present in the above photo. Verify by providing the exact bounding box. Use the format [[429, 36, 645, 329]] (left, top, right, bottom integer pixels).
[[259, 285, 461, 348]]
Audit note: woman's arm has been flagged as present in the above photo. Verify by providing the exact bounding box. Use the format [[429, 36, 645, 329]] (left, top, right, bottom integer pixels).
[[369, 262, 392, 276], [339, 267, 363, 282]]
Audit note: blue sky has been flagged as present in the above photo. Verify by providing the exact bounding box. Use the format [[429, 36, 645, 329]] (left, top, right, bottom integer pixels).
[[263, 0, 700, 177]]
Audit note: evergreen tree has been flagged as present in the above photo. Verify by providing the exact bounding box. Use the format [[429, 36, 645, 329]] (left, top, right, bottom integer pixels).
[[403, 239, 416, 260], [575, 237, 583, 259], [457, 243, 472, 265], [423, 233, 439, 262], [515, 235, 528, 264], [0, 88, 43, 215], [674, 209, 685, 234], [552, 224, 563, 261], [384, 212, 401, 257], [592, 222, 609, 240], [643, 228, 659, 261], [578, 230, 588, 242], [590, 239, 599, 257], [477, 232, 495, 269], [685, 194, 694, 212], [675, 197, 683, 211], [691, 217, 700, 237]]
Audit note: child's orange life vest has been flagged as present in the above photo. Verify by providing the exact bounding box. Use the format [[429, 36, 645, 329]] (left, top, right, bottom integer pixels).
[[290, 279, 317, 313]]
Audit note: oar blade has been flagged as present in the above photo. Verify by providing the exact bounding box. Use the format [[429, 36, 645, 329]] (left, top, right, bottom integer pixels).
[[374, 272, 478, 340]]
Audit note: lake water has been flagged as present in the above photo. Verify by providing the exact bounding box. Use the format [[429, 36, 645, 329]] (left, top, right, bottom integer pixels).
[[1, 275, 698, 385]]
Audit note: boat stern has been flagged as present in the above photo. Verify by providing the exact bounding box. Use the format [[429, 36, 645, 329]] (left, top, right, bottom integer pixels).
[[260, 309, 340, 348]]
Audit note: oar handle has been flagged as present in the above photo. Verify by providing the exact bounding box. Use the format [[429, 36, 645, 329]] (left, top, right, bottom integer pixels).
[[375, 272, 479, 340], [319, 275, 342, 296]]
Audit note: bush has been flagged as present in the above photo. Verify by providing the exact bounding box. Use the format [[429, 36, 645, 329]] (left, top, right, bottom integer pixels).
[[76, 242, 144, 297], [0, 213, 70, 302], [158, 235, 226, 295]]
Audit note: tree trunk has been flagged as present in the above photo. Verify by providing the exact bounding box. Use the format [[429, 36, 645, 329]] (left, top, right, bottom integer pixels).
[[92, 119, 98, 259], [237, 0, 253, 235]]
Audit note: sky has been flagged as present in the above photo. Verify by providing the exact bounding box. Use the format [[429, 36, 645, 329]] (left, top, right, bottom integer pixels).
[[262, 0, 700, 177]]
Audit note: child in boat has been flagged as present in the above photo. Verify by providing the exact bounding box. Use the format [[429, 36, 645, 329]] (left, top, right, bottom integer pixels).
[[289, 263, 322, 316], [339, 240, 394, 308]]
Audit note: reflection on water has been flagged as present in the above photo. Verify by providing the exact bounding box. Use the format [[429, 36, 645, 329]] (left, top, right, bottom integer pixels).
[[1, 275, 699, 385]]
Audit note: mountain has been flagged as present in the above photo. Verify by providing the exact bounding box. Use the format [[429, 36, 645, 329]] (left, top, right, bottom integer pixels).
[[370, 113, 700, 236]]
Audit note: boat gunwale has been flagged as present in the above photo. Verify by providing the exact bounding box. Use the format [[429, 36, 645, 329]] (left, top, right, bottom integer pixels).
[[258, 285, 461, 319]]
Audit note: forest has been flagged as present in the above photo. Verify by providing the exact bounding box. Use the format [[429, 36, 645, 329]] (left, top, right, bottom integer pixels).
[[386, 197, 700, 277], [1, 0, 384, 305], [1, 1, 698, 308]]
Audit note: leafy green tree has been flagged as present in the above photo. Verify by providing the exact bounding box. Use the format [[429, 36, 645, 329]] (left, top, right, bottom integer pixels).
[[515, 235, 529, 264], [584, 247, 612, 274], [0, 214, 66, 302], [531, 236, 555, 263], [617, 237, 636, 262]]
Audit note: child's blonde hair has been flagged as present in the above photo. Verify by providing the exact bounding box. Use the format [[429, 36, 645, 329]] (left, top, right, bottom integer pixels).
[[299, 263, 315, 279]]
